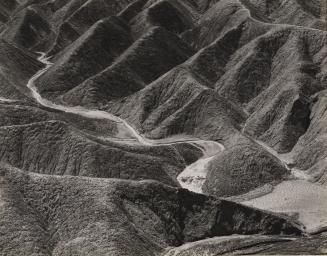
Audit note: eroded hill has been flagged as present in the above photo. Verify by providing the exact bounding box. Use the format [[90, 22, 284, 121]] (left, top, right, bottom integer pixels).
[[0, 0, 326, 255]]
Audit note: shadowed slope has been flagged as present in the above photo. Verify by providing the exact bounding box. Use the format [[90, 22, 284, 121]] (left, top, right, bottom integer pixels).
[[0, 0, 18, 23], [129, 0, 194, 39], [107, 66, 245, 142], [0, 0, 326, 254], [59, 26, 194, 106], [48, 0, 134, 55], [35, 17, 133, 99], [291, 89, 327, 179], [182, 0, 271, 50], [0, 101, 120, 138], [242, 28, 326, 152], [240, 0, 325, 29], [0, 120, 188, 185], [203, 135, 290, 197], [0, 166, 302, 256], [162, 234, 327, 255], [1, 7, 52, 50], [0, 39, 42, 100]]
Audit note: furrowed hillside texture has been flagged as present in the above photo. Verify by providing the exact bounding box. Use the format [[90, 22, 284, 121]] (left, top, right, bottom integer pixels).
[[0, 0, 326, 255]]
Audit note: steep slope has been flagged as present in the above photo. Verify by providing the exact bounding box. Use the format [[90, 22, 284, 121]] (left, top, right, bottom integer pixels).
[[240, 0, 325, 29], [128, 0, 194, 39], [107, 66, 245, 141], [59, 26, 194, 106], [0, 0, 326, 254], [48, 0, 134, 55], [0, 0, 18, 23], [1, 7, 53, 50], [0, 166, 302, 256], [0, 39, 42, 100], [242, 28, 326, 152], [0, 101, 122, 138], [182, 2, 326, 154], [203, 135, 290, 197], [182, 0, 272, 50], [34, 16, 133, 99], [0, 120, 187, 185], [163, 234, 327, 255], [291, 89, 327, 178]]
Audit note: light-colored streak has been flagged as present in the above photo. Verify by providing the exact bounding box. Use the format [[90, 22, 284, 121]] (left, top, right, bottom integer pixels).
[[27, 52, 224, 193], [241, 142, 327, 234], [0, 97, 15, 102], [177, 155, 216, 193], [243, 180, 327, 234]]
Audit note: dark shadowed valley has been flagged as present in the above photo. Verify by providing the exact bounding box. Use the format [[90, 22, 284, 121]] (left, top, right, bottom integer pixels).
[[0, 0, 327, 255]]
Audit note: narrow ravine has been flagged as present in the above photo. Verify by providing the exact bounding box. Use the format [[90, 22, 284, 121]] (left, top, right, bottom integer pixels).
[[237, 0, 324, 32], [28, 53, 326, 233], [27, 52, 224, 193], [253, 139, 311, 180]]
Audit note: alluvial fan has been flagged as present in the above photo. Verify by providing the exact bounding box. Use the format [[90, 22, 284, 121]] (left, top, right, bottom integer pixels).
[[0, 0, 326, 255]]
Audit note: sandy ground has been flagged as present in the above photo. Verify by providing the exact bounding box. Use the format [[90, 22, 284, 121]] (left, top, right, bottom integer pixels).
[[30, 54, 327, 235], [177, 141, 224, 193], [177, 155, 216, 193], [238, 139, 327, 234], [29, 53, 225, 195], [243, 179, 327, 234]]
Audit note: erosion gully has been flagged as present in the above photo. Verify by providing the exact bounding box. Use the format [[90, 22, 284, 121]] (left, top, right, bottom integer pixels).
[[24, 52, 327, 234], [27, 53, 224, 193]]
